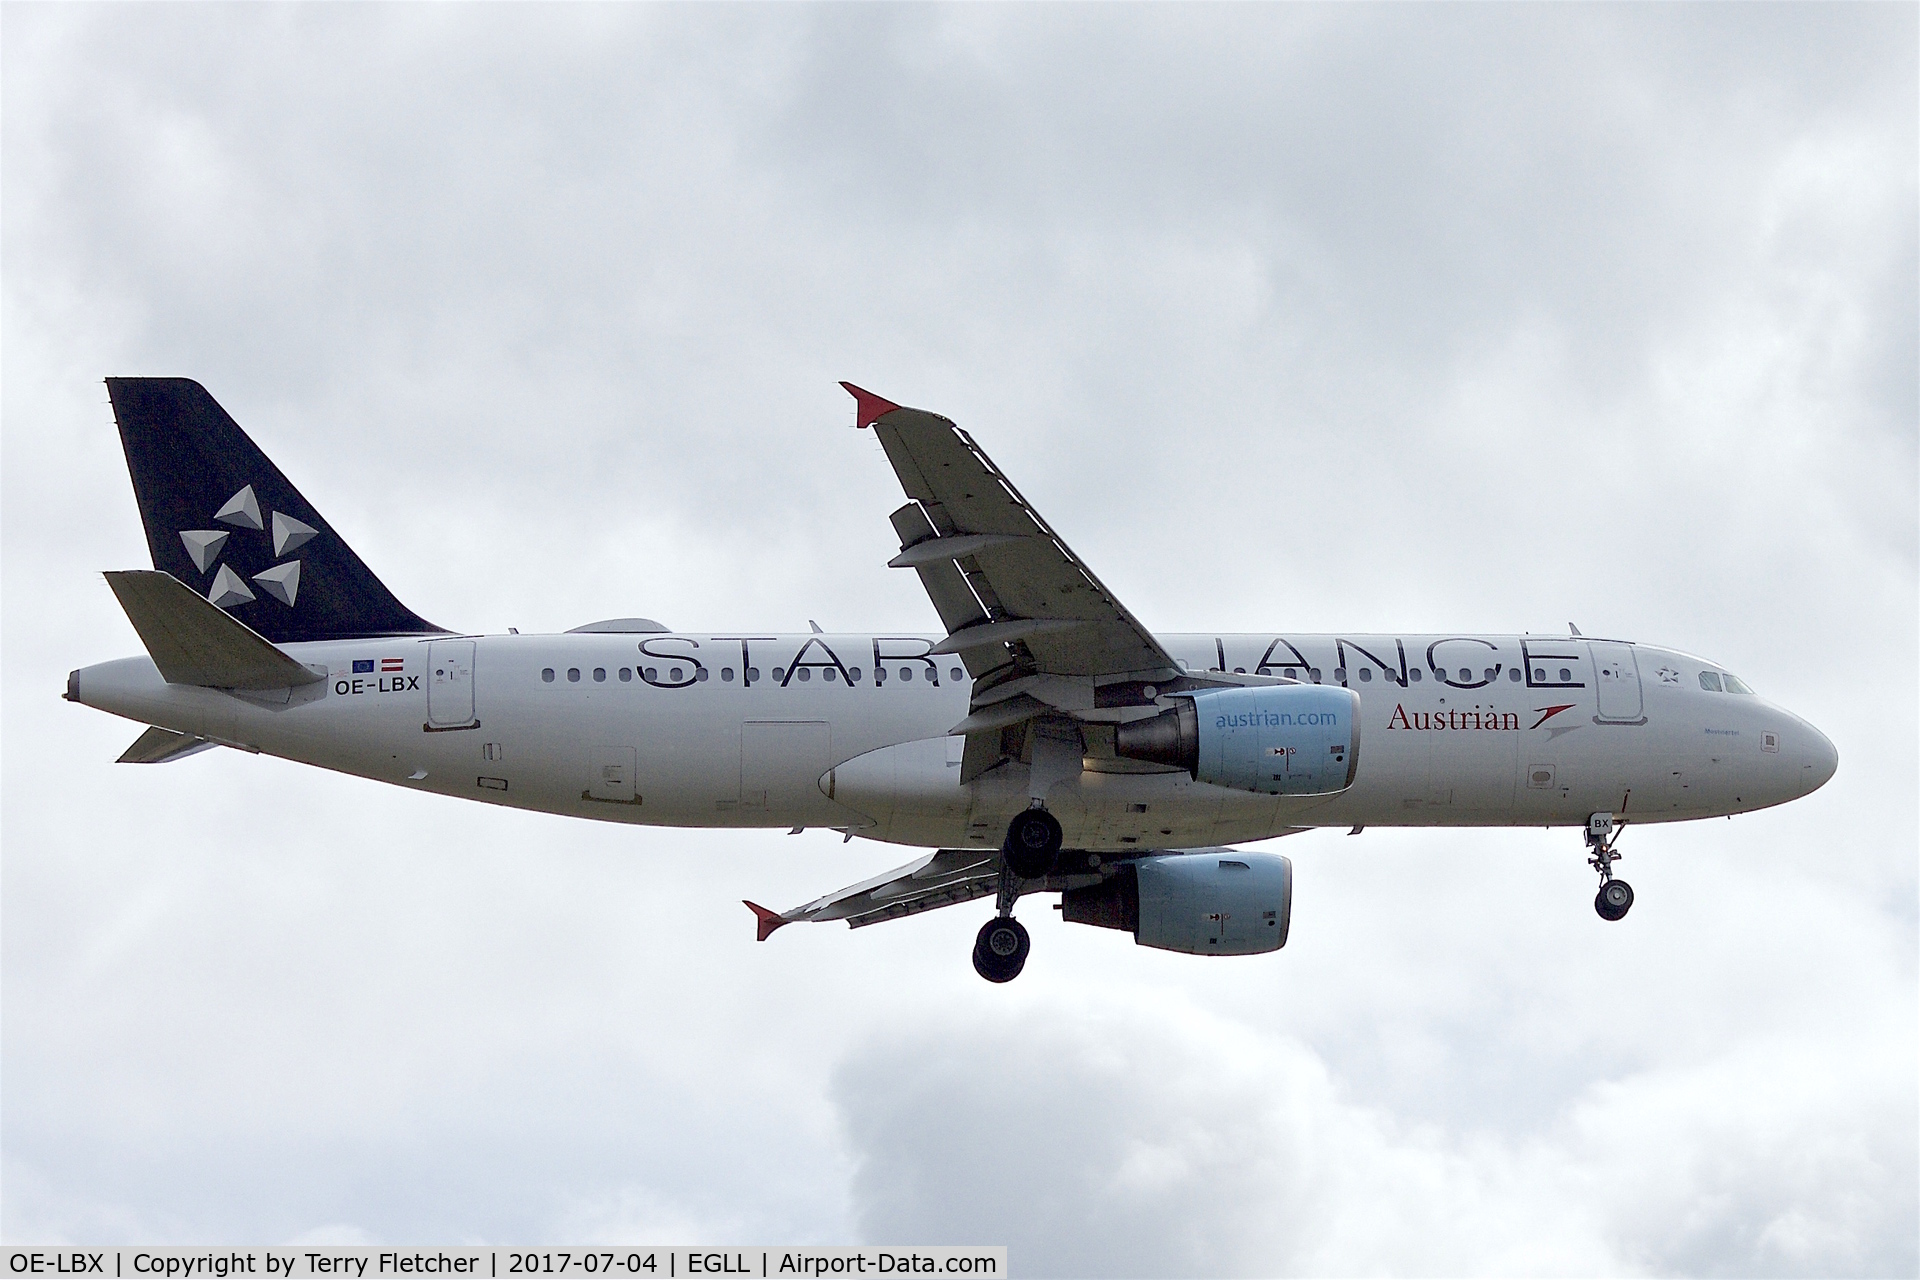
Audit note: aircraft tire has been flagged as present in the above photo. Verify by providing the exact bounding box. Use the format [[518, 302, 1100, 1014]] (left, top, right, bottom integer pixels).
[[1003, 809, 1063, 880], [973, 917, 1031, 983], [1595, 880, 1634, 921]]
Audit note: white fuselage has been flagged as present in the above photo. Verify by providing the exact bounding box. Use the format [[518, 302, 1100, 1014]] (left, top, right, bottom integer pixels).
[[71, 630, 1837, 852]]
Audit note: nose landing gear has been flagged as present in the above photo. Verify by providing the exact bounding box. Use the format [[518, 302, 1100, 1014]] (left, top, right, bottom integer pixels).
[[1586, 812, 1633, 921]]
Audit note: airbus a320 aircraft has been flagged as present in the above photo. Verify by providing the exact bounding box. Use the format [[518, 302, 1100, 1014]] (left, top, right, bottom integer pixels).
[[67, 379, 1837, 981]]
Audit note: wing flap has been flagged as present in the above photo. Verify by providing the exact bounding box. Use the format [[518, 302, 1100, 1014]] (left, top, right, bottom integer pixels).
[[888, 503, 991, 642], [960, 730, 1009, 784]]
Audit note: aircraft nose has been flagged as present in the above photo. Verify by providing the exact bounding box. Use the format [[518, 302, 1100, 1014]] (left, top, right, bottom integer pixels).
[[1799, 721, 1838, 795]]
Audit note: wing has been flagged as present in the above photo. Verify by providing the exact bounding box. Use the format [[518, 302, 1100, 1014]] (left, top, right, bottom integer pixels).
[[745, 847, 1003, 937], [846, 384, 1181, 685], [844, 384, 1303, 782], [742, 835, 1307, 940]]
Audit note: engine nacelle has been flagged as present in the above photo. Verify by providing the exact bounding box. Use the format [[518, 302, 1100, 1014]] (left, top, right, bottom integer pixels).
[[1114, 684, 1361, 795], [1061, 852, 1293, 955]]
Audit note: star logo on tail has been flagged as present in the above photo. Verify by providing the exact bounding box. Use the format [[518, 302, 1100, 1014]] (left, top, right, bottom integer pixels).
[[179, 484, 315, 609]]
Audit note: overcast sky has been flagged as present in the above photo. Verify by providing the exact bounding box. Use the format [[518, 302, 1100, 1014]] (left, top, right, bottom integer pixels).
[[3, 4, 1915, 1275]]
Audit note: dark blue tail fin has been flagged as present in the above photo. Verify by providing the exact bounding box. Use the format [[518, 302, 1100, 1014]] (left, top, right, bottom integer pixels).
[[107, 378, 445, 644]]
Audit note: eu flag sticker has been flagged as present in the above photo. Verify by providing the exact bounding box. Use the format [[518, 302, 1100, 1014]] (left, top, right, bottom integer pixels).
[[352, 659, 375, 674]]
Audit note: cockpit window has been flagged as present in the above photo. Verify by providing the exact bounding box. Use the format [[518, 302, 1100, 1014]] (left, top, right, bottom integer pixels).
[[1698, 671, 1722, 692], [1722, 673, 1755, 695]]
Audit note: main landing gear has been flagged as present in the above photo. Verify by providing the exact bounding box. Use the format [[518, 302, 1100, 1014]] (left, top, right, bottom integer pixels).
[[1586, 812, 1634, 921], [1003, 806, 1063, 879], [973, 806, 1063, 983], [973, 916, 1030, 984]]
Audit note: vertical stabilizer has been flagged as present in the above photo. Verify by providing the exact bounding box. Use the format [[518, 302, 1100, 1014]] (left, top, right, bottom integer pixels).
[[106, 378, 444, 643]]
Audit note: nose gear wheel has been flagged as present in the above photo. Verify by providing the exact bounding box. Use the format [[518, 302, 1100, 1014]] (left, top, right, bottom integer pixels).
[[1595, 879, 1635, 921], [1585, 812, 1633, 921]]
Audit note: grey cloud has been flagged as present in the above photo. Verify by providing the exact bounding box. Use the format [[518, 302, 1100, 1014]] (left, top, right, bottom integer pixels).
[[835, 993, 1915, 1277]]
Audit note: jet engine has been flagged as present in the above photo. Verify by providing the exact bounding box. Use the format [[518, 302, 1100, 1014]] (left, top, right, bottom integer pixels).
[[1061, 852, 1293, 955], [1114, 684, 1361, 795]]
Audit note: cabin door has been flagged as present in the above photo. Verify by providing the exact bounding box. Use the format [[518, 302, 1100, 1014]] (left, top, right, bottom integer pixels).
[[427, 640, 476, 727], [1589, 641, 1644, 724]]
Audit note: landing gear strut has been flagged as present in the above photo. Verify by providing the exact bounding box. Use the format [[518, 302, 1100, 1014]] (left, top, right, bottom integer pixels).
[[971, 808, 1062, 982], [1586, 812, 1634, 921]]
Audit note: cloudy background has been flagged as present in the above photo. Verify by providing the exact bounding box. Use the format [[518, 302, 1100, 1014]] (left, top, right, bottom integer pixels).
[[3, 3, 1914, 1274]]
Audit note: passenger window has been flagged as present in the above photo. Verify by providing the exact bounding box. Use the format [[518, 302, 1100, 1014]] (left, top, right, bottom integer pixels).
[[1723, 674, 1755, 695], [1459, 668, 1471, 682], [669, 667, 683, 681], [1333, 668, 1347, 683], [950, 668, 963, 681], [1234, 667, 1246, 674], [772, 667, 786, 681], [721, 667, 735, 682], [619, 668, 632, 682], [1409, 668, 1422, 683], [824, 667, 838, 682], [1483, 668, 1496, 681], [1309, 668, 1322, 682], [567, 668, 580, 682], [900, 667, 913, 681], [1698, 671, 1722, 692], [593, 668, 606, 682], [1507, 668, 1521, 682], [1359, 668, 1373, 682], [747, 667, 760, 682], [1533, 667, 1545, 681], [1559, 667, 1572, 682], [798, 668, 812, 682], [849, 668, 862, 682], [695, 668, 708, 681], [542, 668, 555, 682]]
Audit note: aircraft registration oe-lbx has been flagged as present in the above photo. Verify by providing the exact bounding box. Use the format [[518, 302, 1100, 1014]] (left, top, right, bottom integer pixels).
[[68, 379, 1838, 981]]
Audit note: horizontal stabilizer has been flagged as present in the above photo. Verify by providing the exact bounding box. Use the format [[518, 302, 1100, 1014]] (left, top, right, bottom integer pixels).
[[105, 570, 325, 690], [117, 725, 217, 764]]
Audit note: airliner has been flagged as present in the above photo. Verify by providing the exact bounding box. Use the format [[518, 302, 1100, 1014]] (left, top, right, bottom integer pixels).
[[66, 379, 1838, 981]]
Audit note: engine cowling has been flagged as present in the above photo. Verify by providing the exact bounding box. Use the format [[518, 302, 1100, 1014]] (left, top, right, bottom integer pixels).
[[1061, 852, 1293, 955], [1114, 684, 1361, 795]]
